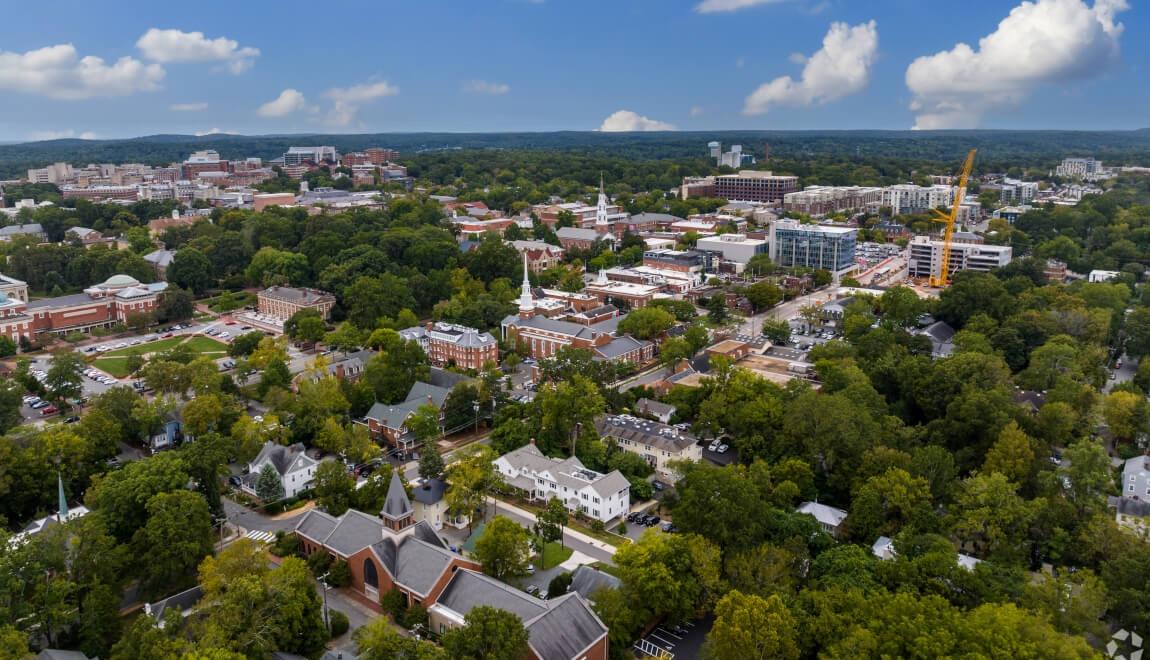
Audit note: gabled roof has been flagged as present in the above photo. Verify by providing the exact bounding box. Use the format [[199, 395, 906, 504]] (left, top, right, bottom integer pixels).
[[295, 509, 339, 543], [796, 501, 848, 528], [145, 585, 204, 621], [381, 471, 414, 522], [569, 565, 621, 601], [250, 442, 317, 477], [320, 509, 385, 558], [412, 478, 447, 505], [635, 398, 676, 417]]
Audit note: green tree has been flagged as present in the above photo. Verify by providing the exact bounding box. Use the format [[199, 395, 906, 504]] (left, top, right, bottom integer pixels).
[[418, 441, 446, 482], [446, 445, 500, 531], [849, 468, 933, 542], [0, 625, 29, 659], [536, 497, 569, 553], [743, 280, 783, 312], [1103, 390, 1148, 444], [474, 516, 532, 580], [951, 472, 1039, 562], [324, 322, 366, 353], [228, 331, 264, 358], [982, 421, 1036, 486], [354, 617, 446, 659], [167, 248, 214, 294], [46, 349, 84, 403], [440, 605, 530, 660], [314, 460, 355, 516], [85, 452, 191, 543], [705, 591, 799, 660], [133, 491, 215, 598], [617, 306, 677, 340], [760, 318, 791, 344], [255, 463, 285, 502]]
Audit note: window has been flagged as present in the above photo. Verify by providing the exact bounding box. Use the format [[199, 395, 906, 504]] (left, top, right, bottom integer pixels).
[[364, 558, 379, 589]]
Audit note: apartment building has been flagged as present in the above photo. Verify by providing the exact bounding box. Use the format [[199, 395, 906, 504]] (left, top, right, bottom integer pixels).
[[1056, 157, 1103, 180], [398, 322, 499, 370], [711, 170, 800, 203], [494, 442, 630, 523], [283, 146, 338, 166], [768, 219, 858, 276], [907, 235, 1012, 279], [882, 184, 955, 215], [783, 186, 884, 216], [594, 414, 701, 481]]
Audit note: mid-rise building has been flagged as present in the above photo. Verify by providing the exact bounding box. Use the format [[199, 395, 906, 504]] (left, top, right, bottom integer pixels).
[[364, 147, 400, 164], [0, 274, 167, 343], [398, 322, 499, 371], [494, 442, 630, 523], [257, 286, 336, 323], [181, 150, 229, 180], [783, 186, 883, 216], [283, 146, 337, 166], [907, 235, 1012, 279], [60, 185, 140, 202], [882, 184, 955, 215], [594, 414, 701, 481], [679, 176, 717, 200], [768, 220, 858, 276], [711, 170, 799, 203], [26, 162, 74, 184], [1056, 157, 1103, 180], [998, 178, 1039, 205]]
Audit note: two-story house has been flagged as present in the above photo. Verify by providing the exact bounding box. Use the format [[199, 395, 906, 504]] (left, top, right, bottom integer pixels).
[[493, 443, 629, 524], [594, 414, 701, 482], [242, 442, 320, 499]]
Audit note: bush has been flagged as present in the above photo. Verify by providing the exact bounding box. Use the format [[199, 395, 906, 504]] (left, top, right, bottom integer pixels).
[[590, 519, 605, 533], [271, 531, 300, 558], [328, 560, 352, 588], [307, 550, 333, 576], [547, 572, 573, 597], [402, 604, 428, 629], [617, 522, 627, 534], [381, 588, 407, 621], [328, 610, 349, 638]]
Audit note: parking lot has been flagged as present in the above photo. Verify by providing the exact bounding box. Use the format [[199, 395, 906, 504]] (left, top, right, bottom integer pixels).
[[634, 618, 710, 658]]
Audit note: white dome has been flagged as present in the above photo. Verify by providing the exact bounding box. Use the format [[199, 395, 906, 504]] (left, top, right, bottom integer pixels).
[[102, 274, 141, 288]]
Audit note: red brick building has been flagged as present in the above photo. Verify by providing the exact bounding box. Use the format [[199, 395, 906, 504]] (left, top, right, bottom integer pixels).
[[0, 274, 167, 343], [398, 322, 499, 371]]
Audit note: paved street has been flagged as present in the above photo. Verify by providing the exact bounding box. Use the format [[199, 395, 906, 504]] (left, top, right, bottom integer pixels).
[[1103, 353, 1136, 393], [490, 498, 618, 565], [223, 496, 311, 534]]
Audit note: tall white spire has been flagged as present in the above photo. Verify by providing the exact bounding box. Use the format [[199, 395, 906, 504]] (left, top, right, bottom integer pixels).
[[595, 173, 609, 229], [518, 253, 535, 316]]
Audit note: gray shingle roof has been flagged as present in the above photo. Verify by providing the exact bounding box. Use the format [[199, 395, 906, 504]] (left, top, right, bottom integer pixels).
[[145, 585, 204, 621], [594, 335, 650, 359], [436, 568, 547, 622], [595, 415, 697, 454], [295, 509, 339, 543], [321, 509, 385, 557], [382, 471, 413, 521], [568, 565, 621, 601], [412, 478, 447, 505], [394, 537, 455, 596], [525, 593, 608, 660]]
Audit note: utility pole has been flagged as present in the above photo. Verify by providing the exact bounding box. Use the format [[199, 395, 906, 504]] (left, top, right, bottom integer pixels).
[[318, 572, 331, 633]]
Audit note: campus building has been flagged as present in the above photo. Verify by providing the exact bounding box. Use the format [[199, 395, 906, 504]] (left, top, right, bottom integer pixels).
[[594, 414, 701, 482], [398, 322, 499, 371], [710, 171, 800, 203], [0, 274, 167, 343], [257, 286, 336, 322], [907, 235, 1013, 279]]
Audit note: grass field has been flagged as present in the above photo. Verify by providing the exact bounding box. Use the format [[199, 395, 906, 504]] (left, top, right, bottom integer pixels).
[[539, 542, 573, 569], [91, 334, 229, 377]]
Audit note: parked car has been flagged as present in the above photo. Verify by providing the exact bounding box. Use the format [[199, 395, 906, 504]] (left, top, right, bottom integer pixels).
[[41, 406, 59, 416], [525, 585, 539, 595], [652, 480, 666, 492], [661, 522, 676, 533], [64, 416, 80, 424], [716, 444, 730, 454], [645, 516, 661, 527], [228, 475, 243, 487]]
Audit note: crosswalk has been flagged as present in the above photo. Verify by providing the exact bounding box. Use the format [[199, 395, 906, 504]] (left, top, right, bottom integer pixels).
[[244, 530, 275, 544]]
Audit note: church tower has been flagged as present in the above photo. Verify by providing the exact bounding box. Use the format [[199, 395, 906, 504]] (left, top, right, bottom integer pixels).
[[595, 174, 610, 232], [518, 253, 536, 319]]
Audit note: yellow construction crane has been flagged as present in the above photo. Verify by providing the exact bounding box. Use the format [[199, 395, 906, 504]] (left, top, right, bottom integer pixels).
[[929, 149, 978, 288]]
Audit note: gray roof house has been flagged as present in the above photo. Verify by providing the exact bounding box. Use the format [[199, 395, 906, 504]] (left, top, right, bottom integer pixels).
[[634, 398, 676, 424], [569, 565, 622, 603], [429, 568, 609, 660], [796, 501, 848, 536], [493, 443, 630, 523], [362, 380, 455, 451], [0, 223, 46, 242], [242, 442, 321, 499], [145, 585, 204, 628]]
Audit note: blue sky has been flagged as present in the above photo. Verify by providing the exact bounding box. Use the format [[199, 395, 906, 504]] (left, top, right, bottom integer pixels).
[[0, 0, 1145, 141]]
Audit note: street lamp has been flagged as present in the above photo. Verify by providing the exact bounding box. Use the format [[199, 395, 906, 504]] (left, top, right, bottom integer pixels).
[[317, 572, 331, 633], [472, 401, 480, 433]]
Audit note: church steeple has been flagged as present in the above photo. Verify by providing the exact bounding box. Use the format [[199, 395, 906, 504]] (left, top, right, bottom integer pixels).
[[595, 173, 609, 230], [518, 253, 536, 319], [57, 471, 68, 523]]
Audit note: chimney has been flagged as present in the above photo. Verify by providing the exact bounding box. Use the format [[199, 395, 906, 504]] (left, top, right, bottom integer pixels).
[[529, 438, 536, 446]]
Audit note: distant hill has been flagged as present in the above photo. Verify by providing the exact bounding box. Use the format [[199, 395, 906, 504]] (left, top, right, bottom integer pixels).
[[2, 129, 1149, 178]]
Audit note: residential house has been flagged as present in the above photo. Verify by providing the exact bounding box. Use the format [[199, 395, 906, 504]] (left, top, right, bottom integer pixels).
[[511, 240, 566, 273], [148, 410, 187, 453], [594, 414, 700, 482], [871, 537, 984, 571], [0, 223, 47, 242], [634, 398, 676, 424], [362, 381, 453, 454], [494, 443, 630, 523], [429, 568, 609, 660], [64, 227, 104, 246], [411, 477, 468, 531], [294, 349, 377, 387], [143, 249, 176, 280], [569, 565, 621, 603], [145, 585, 204, 628], [295, 472, 480, 608], [242, 442, 320, 499], [916, 320, 956, 358], [796, 501, 848, 537]]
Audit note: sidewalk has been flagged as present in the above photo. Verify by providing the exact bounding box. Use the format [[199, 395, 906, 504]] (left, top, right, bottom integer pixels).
[[491, 498, 620, 557]]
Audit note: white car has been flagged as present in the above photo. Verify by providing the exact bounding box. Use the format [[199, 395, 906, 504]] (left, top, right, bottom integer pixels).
[[218, 332, 230, 339], [708, 440, 721, 451], [114, 343, 128, 349], [716, 444, 730, 454]]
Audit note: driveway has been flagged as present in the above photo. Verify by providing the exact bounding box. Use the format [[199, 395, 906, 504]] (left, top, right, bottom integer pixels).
[[223, 496, 312, 534]]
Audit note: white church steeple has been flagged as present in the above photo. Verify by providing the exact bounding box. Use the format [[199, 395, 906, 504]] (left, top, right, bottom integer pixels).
[[595, 174, 609, 230], [518, 253, 535, 318]]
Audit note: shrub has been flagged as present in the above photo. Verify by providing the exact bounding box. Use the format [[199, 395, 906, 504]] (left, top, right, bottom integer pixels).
[[617, 522, 627, 534], [381, 588, 408, 621], [271, 531, 300, 558], [402, 604, 428, 629], [328, 610, 349, 638], [328, 560, 352, 588], [307, 550, 333, 575], [547, 572, 573, 597], [590, 519, 605, 533]]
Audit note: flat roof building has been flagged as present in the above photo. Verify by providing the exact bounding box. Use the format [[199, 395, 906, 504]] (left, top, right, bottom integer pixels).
[[768, 220, 858, 276], [711, 170, 799, 203], [907, 235, 1012, 280]]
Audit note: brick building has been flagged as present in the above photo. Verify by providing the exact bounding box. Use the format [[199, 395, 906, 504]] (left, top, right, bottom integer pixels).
[[510, 240, 566, 273], [398, 322, 499, 371], [0, 274, 167, 343], [257, 286, 336, 322]]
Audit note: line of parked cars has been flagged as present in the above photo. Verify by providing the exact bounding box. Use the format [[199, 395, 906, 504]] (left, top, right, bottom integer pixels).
[[84, 369, 117, 385], [627, 511, 662, 527], [22, 395, 58, 416], [707, 439, 729, 454]]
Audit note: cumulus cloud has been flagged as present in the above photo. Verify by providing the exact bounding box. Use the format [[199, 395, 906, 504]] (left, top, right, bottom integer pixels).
[[906, 0, 1128, 129], [322, 81, 399, 127], [194, 127, 236, 136], [696, 0, 784, 13], [598, 110, 676, 132], [27, 129, 97, 141], [257, 89, 308, 117], [744, 20, 878, 115], [464, 80, 511, 95], [0, 44, 164, 100], [170, 102, 208, 112], [137, 28, 260, 74]]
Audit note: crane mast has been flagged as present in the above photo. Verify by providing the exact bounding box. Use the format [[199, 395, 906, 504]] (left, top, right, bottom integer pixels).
[[929, 149, 977, 288]]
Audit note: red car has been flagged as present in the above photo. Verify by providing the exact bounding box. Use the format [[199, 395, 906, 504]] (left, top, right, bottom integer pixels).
[[225, 319, 237, 325], [40, 406, 58, 416], [162, 332, 173, 338]]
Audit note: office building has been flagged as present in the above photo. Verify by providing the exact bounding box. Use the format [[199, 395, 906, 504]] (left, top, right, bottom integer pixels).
[[283, 146, 338, 166], [711, 170, 799, 203], [696, 233, 768, 265], [257, 286, 336, 322], [181, 150, 229, 179], [26, 162, 74, 184], [907, 235, 1012, 279], [768, 220, 858, 275]]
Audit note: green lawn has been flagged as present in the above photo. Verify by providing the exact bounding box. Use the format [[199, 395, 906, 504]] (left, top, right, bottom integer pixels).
[[97, 336, 184, 358], [181, 336, 229, 353], [91, 335, 229, 377], [95, 357, 134, 378], [539, 542, 573, 569]]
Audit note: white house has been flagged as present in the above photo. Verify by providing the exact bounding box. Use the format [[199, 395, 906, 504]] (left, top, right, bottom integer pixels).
[[411, 477, 469, 531], [242, 442, 320, 499], [494, 443, 630, 524], [796, 501, 848, 537]]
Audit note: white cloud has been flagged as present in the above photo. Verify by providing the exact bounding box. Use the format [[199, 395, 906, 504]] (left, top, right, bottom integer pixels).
[[690, 105, 705, 117], [0, 44, 164, 100], [194, 127, 235, 136], [257, 89, 308, 117], [79, 131, 98, 140], [788, 52, 808, 65], [598, 110, 676, 132], [26, 129, 99, 141], [464, 80, 511, 95], [906, 0, 1128, 129], [744, 20, 878, 115], [322, 81, 400, 127], [170, 102, 208, 112], [137, 28, 259, 74], [696, 0, 784, 13]]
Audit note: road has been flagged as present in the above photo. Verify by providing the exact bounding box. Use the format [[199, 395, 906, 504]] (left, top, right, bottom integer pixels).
[[1104, 353, 1136, 393], [490, 499, 617, 565]]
